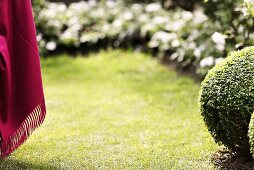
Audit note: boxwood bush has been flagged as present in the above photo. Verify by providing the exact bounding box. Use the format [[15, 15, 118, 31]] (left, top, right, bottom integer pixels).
[[199, 46, 254, 159]]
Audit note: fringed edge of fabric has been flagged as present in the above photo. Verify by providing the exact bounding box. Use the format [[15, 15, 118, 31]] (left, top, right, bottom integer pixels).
[[0, 102, 46, 158]]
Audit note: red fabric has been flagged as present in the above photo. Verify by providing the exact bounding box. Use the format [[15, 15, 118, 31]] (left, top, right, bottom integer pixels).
[[0, 0, 46, 158]]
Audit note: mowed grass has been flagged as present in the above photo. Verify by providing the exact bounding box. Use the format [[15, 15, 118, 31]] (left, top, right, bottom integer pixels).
[[0, 50, 219, 169]]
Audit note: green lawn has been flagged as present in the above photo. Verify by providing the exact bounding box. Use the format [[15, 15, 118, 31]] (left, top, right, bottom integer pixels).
[[0, 50, 219, 169]]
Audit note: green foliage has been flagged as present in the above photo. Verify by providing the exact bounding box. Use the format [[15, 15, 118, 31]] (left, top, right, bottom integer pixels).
[[33, 1, 254, 76], [168, 0, 202, 10], [32, 0, 46, 14], [203, 0, 254, 50], [33, 1, 225, 75], [199, 47, 254, 158], [245, 0, 254, 17]]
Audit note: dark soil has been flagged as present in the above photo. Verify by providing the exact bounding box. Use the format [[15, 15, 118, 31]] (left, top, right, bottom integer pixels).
[[160, 55, 203, 82], [212, 149, 254, 170]]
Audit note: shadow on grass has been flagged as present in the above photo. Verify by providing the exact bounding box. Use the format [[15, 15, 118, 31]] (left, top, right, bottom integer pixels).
[[212, 149, 254, 170], [0, 158, 58, 170]]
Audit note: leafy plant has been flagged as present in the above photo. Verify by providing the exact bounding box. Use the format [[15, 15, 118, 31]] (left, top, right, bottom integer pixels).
[[33, 1, 254, 76], [199, 47, 254, 159], [203, 0, 254, 50]]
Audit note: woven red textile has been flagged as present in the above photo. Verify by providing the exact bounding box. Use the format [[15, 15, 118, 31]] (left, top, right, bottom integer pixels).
[[0, 0, 46, 158]]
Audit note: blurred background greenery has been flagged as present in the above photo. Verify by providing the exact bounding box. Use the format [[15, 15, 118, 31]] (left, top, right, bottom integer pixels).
[[32, 0, 254, 77]]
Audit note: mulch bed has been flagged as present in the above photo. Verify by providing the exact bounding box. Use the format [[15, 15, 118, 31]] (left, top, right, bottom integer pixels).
[[211, 149, 254, 170], [160, 56, 203, 82]]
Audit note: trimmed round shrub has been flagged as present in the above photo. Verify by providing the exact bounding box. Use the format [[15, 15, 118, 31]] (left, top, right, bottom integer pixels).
[[249, 113, 254, 157], [199, 46, 254, 158]]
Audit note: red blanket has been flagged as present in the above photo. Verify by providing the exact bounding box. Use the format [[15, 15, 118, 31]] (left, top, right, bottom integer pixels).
[[0, 0, 46, 158]]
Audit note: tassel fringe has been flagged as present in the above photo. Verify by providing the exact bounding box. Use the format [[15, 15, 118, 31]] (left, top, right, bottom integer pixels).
[[1, 103, 46, 158]]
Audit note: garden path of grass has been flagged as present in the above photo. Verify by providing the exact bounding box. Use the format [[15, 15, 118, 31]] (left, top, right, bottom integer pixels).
[[0, 50, 219, 169]]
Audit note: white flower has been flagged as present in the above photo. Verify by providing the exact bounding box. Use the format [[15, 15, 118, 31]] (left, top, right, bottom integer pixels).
[[36, 33, 43, 42], [122, 11, 134, 20], [165, 23, 172, 31], [193, 10, 208, 24], [56, 3, 67, 12], [61, 27, 79, 39], [45, 3, 67, 17], [87, 0, 96, 6], [216, 44, 225, 51], [131, 4, 143, 11], [46, 41, 57, 51], [145, 3, 161, 13], [41, 8, 57, 19], [189, 42, 197, 49], [102, 24, 110, 32], [199, 44, 207, 51], [200, 56, 214, 67], [212, 32, 226, 51], [148, 41, 159, 48], [61, 31, 73, 39], [138, 14, 149, 23], [188, 30, 200, 41], [245, 0, 254, 3], [80, 34, 88, 43], [141, 23, 156, 36], [215, 57, 224, 65], [249, 33, 254, 39], [113, 19, 123, 28], [170, 53, 179, 60], [212, 32, 226, 45], [152, 16, 168, 25], [67, 16, 80, 27], [194, 48, 201, 58], [172, 20, 184, 31], [106, 0, 116, 8], [171, 39, 180, 47], [153, 31, 176, 43], [48, 20, 62, 29], [181, 11, 193, 20], [68, 2, 89, 13], [245, 0, 254, 7], [93, 8, 105, 18], [238, 25, 244, 33], [242, 6, 249, 16], [39, 39, 46, 48]]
